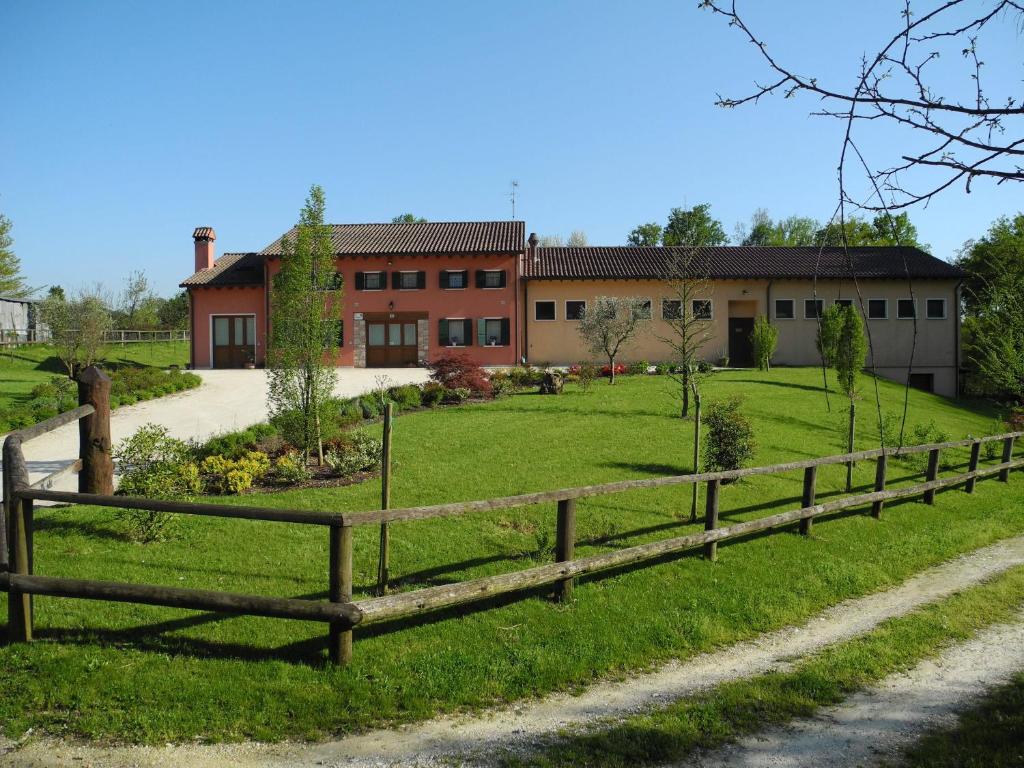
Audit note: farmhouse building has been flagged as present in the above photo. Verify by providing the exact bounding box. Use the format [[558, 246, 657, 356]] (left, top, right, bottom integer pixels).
[[181, 221, 964, 397]]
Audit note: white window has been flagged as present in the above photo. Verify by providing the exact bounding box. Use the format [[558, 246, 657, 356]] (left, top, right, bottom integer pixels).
[[867, 299, 888, 319], [926, 298, 947, 319], [535, 301, 556, 321], [480, 270, 506, 289], [484, 318, 503, 345], [662, 299, 682, 320], [897, 298, 916, 319], [774, 299, 795, 320], [363, 271, 385, 290], [446, 318, 467, 346], [692, 300, 712, 320], [444, 270, 466, 289], [399, 271, 419, 290], [804, 299, 824, 319], [565, 300, 586, 320], [636, 299, 652, 320]]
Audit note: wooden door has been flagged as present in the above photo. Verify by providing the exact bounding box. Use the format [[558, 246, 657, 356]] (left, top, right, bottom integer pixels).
[[365, 314, 419, 367], [727, 318, 755, 368], [212, 315, 256, 368]]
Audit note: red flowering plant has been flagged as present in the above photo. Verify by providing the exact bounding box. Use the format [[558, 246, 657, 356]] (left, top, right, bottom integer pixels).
[[427, 352, 492, 397]]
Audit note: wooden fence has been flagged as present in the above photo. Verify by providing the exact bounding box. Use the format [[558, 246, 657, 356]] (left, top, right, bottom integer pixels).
[[0, 329, 189, 347], [2, 367, 1021, 664]]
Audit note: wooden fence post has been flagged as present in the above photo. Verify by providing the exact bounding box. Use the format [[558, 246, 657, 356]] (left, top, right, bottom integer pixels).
[[4, 437, 32, 643], [555, 499, 576, 602], [704, 479, 720, 561], [77, 366, 113, 495], [924, 448, 940, 504], [999, 436, 1015, 482], [377, 403, 394, 596], [966, 440, 981, 493], [799, 466, 816, 536], [872, 453, 887, 518], [328, 524, 354, 665]]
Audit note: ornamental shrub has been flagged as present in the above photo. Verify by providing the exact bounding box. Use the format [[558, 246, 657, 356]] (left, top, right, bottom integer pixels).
[[489, 371, 516, 398], [200, 451, 270, 494], [627, 360, 650, 376], [703, 398, 756, 473], [600, 363, 627, 378], [274, 452, 311, 483], [508, 366, 544, 389], [427, 351, 492, 396], [358, 396, 381, 419], [114, 423, 202, 541], [324, 432, 383, 477], [388, 384, 423, 411], [421, 381, 445, 407], [442, 386, 471, 404], [751, 316, 779, 371]]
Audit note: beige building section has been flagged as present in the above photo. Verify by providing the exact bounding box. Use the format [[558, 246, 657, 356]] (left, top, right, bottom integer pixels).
[[523, 278, 960, 398]]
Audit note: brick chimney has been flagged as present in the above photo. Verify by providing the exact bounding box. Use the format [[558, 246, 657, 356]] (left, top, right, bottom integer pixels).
[[193, 227, 216, 272]]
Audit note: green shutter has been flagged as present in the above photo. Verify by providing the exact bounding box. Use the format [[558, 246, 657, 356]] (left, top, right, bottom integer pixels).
[[439, 319, 449, 346], [464, 319, 473, 346], [500, 318, 510, 346], [477, 319, 487, 346]]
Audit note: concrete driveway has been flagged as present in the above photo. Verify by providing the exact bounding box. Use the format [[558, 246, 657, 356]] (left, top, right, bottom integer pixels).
[[1, 368, 429, 499]]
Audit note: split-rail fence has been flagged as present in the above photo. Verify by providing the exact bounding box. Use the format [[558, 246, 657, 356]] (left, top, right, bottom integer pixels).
[[2, 366, 1021, 664]]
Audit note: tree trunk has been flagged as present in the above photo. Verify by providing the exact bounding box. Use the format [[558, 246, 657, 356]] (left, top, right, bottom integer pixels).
[[846, 399, 856, 491], [690, 386, 702, 522], [681, 376, 690, 418], [608, 355, 616, 385]]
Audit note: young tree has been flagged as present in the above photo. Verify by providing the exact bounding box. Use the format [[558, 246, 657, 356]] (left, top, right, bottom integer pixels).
[[0, 213, 31, 297], [815, 303, 845, 371], [576, 296, 649, 385], [39, 288, 112, 377], [750, 315, 778, 371], [267, 185, 342, 465], [116, 270, 155, 329], [658, 252, 713, 417], [833, 305, 869, 490], [627, 222, 662, 246], [663, 203, 728, 247]]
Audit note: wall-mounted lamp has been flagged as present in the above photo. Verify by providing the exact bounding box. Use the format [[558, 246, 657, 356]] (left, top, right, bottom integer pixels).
[[388, 301, 394, 311], [741, 289, 750, 295]]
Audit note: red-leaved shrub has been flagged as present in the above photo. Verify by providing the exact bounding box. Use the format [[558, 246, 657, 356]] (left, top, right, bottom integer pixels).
[[600, 363, 628, 378], [427, 352, 492, 396]]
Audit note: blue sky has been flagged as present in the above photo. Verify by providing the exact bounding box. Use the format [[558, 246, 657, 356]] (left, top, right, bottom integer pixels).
[[1, 1, 1020, 296]]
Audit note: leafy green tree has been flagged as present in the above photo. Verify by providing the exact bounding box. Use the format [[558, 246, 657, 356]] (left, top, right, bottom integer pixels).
[[833, 305, 868, 490], [627, 222, 662, 246], [391, 213, 426, 223], [0, 213, 31, 297], [267, 185, 342, 464], [47, 285, 65, 301], [750, 315, 778, 370], [40, 289, 112, 376], [566, 230, 588, 246], [662, 203, 728, 246], [966, 281, 1024, 401], [816, 213, 922, 248], [956, 213, 1024, 314], [815, 303, 845, 370], [576, 296, 649, 384], [116, 270, 155, 329], [739, 210, 819, 246], [158, 291, 189, 330]]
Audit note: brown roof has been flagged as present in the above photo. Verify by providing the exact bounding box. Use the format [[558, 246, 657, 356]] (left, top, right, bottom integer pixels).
[[192, 226, 216, 241], [260, 220, 525, 257], [180, 252, 263, 287], [522, 246, 963, 281]]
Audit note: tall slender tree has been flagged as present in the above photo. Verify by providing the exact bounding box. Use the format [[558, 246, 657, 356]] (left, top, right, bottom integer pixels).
[[267, 185, 342, 464], [0, 213, 31, 297], [833, 305, 869, 490]]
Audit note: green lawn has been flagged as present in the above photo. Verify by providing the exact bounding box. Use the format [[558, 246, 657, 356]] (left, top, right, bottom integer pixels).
[[0, 341, 190, 430], [0, 368, 1020, 744]]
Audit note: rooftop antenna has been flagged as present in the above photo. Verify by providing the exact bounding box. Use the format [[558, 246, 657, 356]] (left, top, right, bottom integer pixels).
[[509, 180, 519, 219]]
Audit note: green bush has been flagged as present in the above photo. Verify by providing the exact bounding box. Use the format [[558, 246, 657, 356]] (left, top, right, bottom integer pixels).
[[421, 381, 445, 407], [388, 384, 422, 411], [508, 366, 544, 389], [358, 396, 381, 419], [114, 424, 202, 542], [703, 397, 756, 472], [654, 363, 672, 376], [627, 360, 650, 376], [902, 421, 954, 471], [490, 371, 517, 398], [200, 451, 270, 494], [442, 387, 471, 404], [324, 432, 383, 476], [273, 452, 310, 483], [751, 316, 779, 371], [199, 424, 278, 460]]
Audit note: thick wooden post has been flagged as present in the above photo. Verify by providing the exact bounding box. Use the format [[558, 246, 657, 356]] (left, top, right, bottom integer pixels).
[[704, 479, 720, 561], [999, 436, 1015, 482], [329, 524, 354, 665], [77, 366, 113, 495], [554, 499, 576, 602], [377, 403, 394, 596], [966, 440, 981, 493], [872, 453, 888, 518], [924, 448, 940, 504], [4, 437, 32, 642], [799, 466, 816, 536]]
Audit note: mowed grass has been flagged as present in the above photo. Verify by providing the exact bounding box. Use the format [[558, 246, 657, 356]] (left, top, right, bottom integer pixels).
[[0, 340, 189, 416], [0, 368, 1021, 744]]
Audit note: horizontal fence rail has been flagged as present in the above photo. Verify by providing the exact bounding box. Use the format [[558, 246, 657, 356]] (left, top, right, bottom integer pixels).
[[1, 383, 1020, 664]]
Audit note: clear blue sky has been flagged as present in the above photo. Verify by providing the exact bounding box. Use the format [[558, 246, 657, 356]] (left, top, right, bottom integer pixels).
[[1, 1, 1019, 296]]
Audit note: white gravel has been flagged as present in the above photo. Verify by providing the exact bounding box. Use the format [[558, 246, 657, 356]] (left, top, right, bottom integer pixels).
[[0, 368, 428, 497], [4, 536, 1024, 768], [689, 613, 1024, 768]]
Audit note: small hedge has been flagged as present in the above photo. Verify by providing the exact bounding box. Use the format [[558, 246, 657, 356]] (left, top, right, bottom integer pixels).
[[0, 368, 201, 430]]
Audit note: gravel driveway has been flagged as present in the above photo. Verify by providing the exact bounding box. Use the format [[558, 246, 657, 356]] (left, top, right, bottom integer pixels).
[[0, 368, 429, 498]]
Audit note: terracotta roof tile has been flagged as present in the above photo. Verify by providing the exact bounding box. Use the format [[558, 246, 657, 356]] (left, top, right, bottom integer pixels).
[[522, 246, 963, 281], [192, 226, 216, 241], [260, 220, 525, 257], [180, 252, 263, 287]]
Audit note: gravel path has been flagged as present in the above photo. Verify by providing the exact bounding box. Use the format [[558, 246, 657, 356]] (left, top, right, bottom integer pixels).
[[4, 536, 1023, 768], [0, 368, 428, 497], [690, 612, 1024, 768]]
